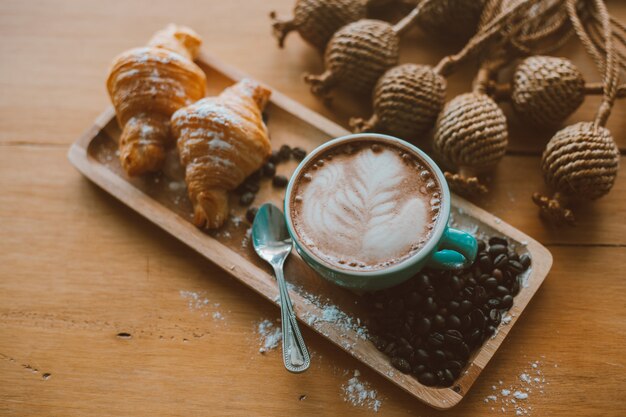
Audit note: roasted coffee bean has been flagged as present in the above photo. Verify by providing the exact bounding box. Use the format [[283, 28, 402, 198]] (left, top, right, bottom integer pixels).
[[485, 325, 497, 338], [489, 309, 502, 325], [489, 237, 508, 247], [444, 329, 463, 345], [508, 251, 520, 261], [520, 254, 531, 269], [478, 255, 492, 271], [486, 298, 501, 309], [501, 295, 514, 309], [471, 309, 486, 329], [272, 175, 289, 187], [467, 277, 477, 286], [473, 286, 487, 304], [462, 287, 474, 299], [239, 192, 255, 206], [428, 332, 444, 347], [450, 275, 463, 291], [460, 314, 472, 330], [384, 342, 397, 356], [424, 297, 437, 314], [262, 162, 276, 177], [432, 314, 446, 330], [245, 207, 258, 223], [493, 254, 508, 269], [292, 147, 307, 161], [478, 273, 490, 284], [510, 280, 520, 296], [405, 292, 423, 309], [446, 314, 461, 330], [496, 285, 510, 296], [249, 170, 263, 181], [269, 150, 280, 164], [477, 240, 487, 252], [447, 301, 460, 312], [454, 342, 470, 361], [446, 361, 462, 378], [418, 372, 436, 386], [242, 181, 260, 193], [415, 317, 431, 335], [484, 277, 498, 290], [459, 300, 473, 314], [278, 144, 292, 160], [489, 244, 507, 257], [413, 364, 426, 375], [492, 268, 503, 281], [507, 260, 524, 274], [416, 274, 431, 291], [414, 348, 430, 364], [391, 357, 412, 374], [468, 329, 482, 347], [432, 349, 446, 363], [438, 285, 453, 302], [441, 369, 455, 386]]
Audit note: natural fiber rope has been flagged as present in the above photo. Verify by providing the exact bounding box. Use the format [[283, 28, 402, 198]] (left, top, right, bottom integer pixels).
[[533, 0, 621, 226]]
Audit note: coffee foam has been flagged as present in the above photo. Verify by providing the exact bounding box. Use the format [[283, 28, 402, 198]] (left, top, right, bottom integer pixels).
[[290, 141, 442, 271]]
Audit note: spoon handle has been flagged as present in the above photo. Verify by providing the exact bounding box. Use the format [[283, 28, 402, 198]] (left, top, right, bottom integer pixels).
[[274, 265, 310, 373]]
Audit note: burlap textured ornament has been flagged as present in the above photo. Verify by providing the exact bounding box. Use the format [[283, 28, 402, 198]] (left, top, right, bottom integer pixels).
[[350, 64, 446, 139], [304, 19, 400, 96], [416, 0, 486, 40], [511, 56, 585, 128], [433, 91, 508, 196], [533, 0, 622, 226], [270, 0, 367, 51]]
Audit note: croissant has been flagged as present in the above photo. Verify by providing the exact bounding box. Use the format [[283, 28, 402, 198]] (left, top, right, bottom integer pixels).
[[107, 24, 207, 176], [171, 79, 272, 229]]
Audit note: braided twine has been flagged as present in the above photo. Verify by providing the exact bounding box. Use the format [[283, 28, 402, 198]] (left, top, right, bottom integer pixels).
[[533, 0, 622, 225]]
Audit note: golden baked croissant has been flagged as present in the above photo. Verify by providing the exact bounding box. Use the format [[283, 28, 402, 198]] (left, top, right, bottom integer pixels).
[[107, 25, 207, 176], [171, 79, 272, 229]]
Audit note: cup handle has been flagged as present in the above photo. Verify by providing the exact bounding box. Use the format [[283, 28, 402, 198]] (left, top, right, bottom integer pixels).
[[427, 227, 478, 270]]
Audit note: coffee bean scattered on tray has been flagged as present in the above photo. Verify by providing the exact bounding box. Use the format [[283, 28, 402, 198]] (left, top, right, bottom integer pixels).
[[246, 207, 258, 223], [272, 175, 289, 188], [239, 145, 308, 219], [363, 237, 530, 388]]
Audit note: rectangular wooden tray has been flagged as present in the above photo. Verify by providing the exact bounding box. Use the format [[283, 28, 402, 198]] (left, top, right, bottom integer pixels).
[[68, 51, 552, 409]]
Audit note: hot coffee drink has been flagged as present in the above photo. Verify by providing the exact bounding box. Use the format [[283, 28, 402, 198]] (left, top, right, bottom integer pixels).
[[288, 139, 443, 272]]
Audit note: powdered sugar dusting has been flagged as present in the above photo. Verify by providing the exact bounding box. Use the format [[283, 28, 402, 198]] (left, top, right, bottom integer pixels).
[[341, 370, 382, 412], [179, 290, 228, 321], [257, 319, 282, 353], [483, 358, 555, 415]]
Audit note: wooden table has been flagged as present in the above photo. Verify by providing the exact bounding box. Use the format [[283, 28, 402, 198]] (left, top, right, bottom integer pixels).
[[1, 1, 625, 415]]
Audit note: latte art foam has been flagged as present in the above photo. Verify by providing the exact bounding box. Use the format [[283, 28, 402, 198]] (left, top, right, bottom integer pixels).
[[290, 141, 442, 271]]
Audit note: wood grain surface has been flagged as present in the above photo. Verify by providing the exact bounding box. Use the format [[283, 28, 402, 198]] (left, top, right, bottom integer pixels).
[[1, 1, 625, 416]]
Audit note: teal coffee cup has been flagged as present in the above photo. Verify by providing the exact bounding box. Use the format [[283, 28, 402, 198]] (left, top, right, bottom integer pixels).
[[284, 133, 477, 291]]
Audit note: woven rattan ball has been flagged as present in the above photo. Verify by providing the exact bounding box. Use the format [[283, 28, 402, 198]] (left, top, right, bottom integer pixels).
[[270, 0, 367, 51], [511, 56, 585, 128], [417, 0, 485, 40], [541, 122, 620, 200], [304, 19, 399, 97], [433, 92, 508, 171], [350, 64, 446, 138]]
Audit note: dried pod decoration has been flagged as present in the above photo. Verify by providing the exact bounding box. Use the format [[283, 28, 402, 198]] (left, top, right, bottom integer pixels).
[[510, 56, 585, 128], [416, 0, 486, 41], [490, 56, 626, 129], [349, 63, 446, 139], [347, 1, 531, 139], [533, 0, 621, 226], [302, 2, 426, 99], [269, 0, 367, 51], [432, 62, 508, 197]]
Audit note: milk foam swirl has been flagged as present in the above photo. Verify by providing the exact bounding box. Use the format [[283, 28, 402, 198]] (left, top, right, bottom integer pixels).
[[293, 145, 439, 270]]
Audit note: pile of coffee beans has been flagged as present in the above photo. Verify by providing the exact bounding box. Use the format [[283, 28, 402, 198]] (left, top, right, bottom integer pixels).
[[363, 237, 531, 388], [237, 144, 307, 223]]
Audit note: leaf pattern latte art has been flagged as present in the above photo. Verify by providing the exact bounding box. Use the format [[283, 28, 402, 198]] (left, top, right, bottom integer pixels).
[[300, 148, 429, 266]]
